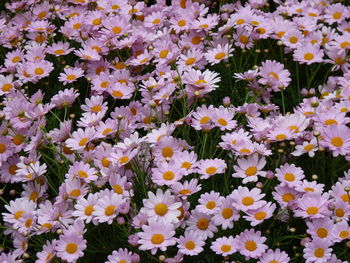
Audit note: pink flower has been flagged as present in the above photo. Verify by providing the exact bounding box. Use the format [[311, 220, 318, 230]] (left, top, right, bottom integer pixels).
[[137, 220, 176, 255], [236, 229, 268, 259], [56, 233, 87, 263]]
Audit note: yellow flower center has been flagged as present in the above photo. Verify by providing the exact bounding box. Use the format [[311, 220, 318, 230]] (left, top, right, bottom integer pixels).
[[317, 228, 328, 238], [151, 234, 164, 244], [200, 116, 210, 124], [159, 50, 169, 59], [105, 205, 115, 216], [254, 211, 267, 220], [112, 26, 122, 34], [196, 218, 209, 230], [186, 57, 196, 65], [215, 52, 226, 60], [177, 20, 187, 27], [331, 137, 344, 147], [163, 171, 175, 180], [179, 189, 192, 195], [306, 206, 319, 215], [35, 68, 44, 75], [304, 53, 315, 61], [154, 203, 168, 216], [221, 245, 231, 252], [206, 201, 216, 210], [66, 243, 78, 254], [0, 143, 6, 153], [2, 83, 13, 92], [245, 241, 257, 251], [284, 173, 295, 182], [314, 248, 324, 258], [185, 241, 195, 250], [113, 185, 123, 194], [242, 196, 254, 206], [84, 205, 94, 216], [79, 138, 88, 147], [245, 166, 257, 176], [217, 118, 228, 126], [205, 166, 217, 175], [222, 208, 233, 219], [77, 171, 88, 178], [335, 208, 345, 217], [162, 147, 174, 158]]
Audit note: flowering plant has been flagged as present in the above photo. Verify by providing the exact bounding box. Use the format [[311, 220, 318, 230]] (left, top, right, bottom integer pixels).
[[0, 0, 350, 263]]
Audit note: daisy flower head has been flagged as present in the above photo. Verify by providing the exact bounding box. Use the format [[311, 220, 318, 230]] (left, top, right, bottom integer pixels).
[[230, 186, 266, 212], [27, 60, 54, 81], [293, 44, 324, 65], [332, 221, 350, 242], [93, 190, 125, 224], [303, 238, 332, 263], [320, 124, 350, 156], [306, 218, 335, 240], [232, 153, 266, 184], [171, 179, 202, 199], [236, 229, 268, 259], [56, 232, 87, 263], [0, 74, 15, 96], [65, 127, 96, 151], [106, 248, 133, 263], [186, 210, 218, 239], [244, 202, 276, 227], [72, 193, 99, 225], [205, 43, 234, 65], [257, 248, 290, 263], [137, 220, 176, 255], [292, 138, 318, 157], [151, 160, 186, 186], [212, 106, 237, 131], [212, 197, 240, 230], [197, 158, 227, 179], [196, 191, 224, 215], [275, 163, 305, 188], [295, 192, 331, 219], [210, 235, 236, 257], [258, 60, 291, 91], [58, 67, 84, 85], [142, 189, 181, 224], [177, 230, 205, 256]]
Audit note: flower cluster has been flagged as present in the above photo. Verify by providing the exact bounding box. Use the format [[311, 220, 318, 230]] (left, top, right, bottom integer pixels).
[[0, 0, 350, 263]]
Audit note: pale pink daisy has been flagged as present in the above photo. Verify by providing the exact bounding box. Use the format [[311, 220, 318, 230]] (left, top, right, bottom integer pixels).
[[230, 186, 266, 212], [56, 233, 87, 263], [244, 202, 276, 227], [197, 158, 227, 179], [275, 163, 305, 188], [236, 229, 268, 259], [137, 220, 176, 255], [293, 44, 324, 65], [233, 154, 266, 184], [141, 189, 181, 224], [186, 210, 217, 239], [177, 231, 205, 256], [303, 238, 332, 263], [210, 236, 236, 256], [196, 191, 224, 215], [212, 197, 240, 230], [258, 248, 290, 263], [205, 44, 234, 65], [93, 190, 125, 224], [295, 193, 331, 219]]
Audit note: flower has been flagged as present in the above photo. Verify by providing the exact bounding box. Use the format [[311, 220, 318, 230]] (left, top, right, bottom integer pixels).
[[293, 44, 324, 65], [258, 248, 290, 263], [56, 233, 87, 263], [275, 163, 305, 188], [177, 231, 205, 256], [236, 229, 268, 259], [210, 236, 236, 256], [230, 186, 266, 212], [232, 154, 266, 184], [321, 125, 350, 156], [137, 220, 176, 255], [141, 189, 181, 224], [93, 190, 125, 224], [295, 193, 331, 219], [197, 158, 227, 179], [303, 238, 332, 263]]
